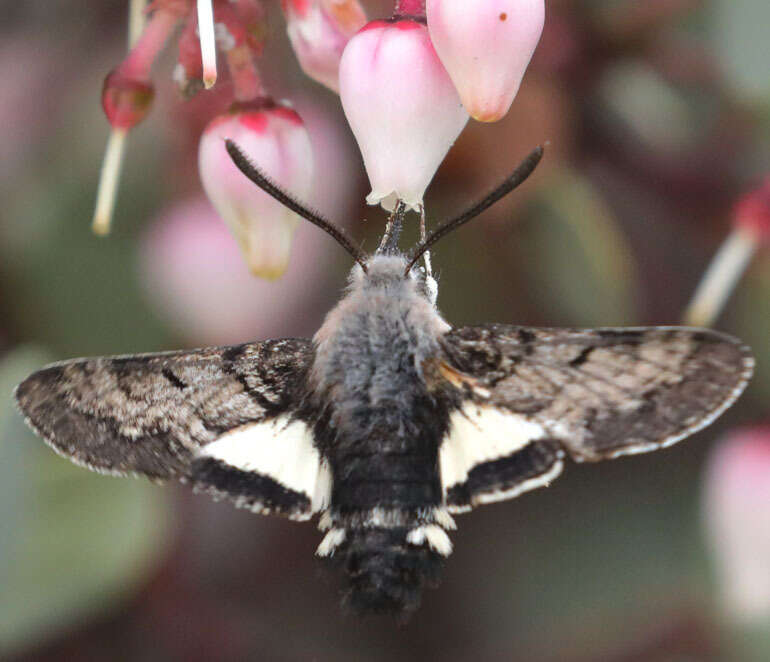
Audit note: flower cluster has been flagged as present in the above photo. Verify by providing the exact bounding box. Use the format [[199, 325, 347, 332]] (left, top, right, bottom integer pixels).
[[95, 0, 544, 276], [339, 0, 545, 211], [94, 1, 270, 230], [96, 0, 323, 278]]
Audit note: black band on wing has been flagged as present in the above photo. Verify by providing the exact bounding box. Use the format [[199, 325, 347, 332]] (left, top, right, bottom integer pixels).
[[191, 457, 311, 516], [446, 440, 563, 509]]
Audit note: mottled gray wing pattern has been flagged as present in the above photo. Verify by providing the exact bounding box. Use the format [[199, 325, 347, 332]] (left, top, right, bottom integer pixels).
[[14, 339, 313, 480], [442, 325, 753, 462]]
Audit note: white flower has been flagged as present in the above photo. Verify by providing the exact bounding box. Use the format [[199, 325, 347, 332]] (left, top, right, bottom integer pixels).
[[283, 0, 367, 93], [427, 0, 544, 122], [198, 102, 314, 279], [339, 18, 468, 211]]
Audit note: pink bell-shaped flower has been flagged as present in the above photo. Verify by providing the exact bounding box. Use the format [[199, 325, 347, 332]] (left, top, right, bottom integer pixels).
[[339, 18, 469, 211], [426, 0, 544, 122], [704, 426, 770, 622], [198, 100, 314, 279], [282, 0, 367, 93]]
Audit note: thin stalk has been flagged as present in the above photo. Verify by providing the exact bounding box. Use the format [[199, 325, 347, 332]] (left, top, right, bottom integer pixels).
[[682, 226, 758, 327], [198, 0, 218, 88]]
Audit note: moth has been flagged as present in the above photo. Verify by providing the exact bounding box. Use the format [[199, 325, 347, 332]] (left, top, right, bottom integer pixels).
[[15, 142, 753, 616]]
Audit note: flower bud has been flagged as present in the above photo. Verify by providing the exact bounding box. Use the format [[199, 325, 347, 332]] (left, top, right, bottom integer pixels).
[[101, 70, 155, 129], [101, 3, 185, 129], [339, 18, 468, 211], [198, 101, 314, 279], [93, 2, 183, 235], [704, 427, 770, 622], [426, 0, 544, 122], [734, 176, 770, 243], [282, 0, 367, 93]]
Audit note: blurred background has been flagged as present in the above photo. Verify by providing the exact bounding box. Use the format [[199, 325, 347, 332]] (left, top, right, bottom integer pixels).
[[1, 0, 768, 660]]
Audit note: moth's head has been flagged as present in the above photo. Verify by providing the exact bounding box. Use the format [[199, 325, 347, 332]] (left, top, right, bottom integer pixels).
[[349, 252, 439, 306], [224, 140, 544, 282]]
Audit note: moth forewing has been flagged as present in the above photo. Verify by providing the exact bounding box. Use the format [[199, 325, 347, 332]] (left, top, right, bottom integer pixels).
[[440, 325, 754, 464], [13, 339, 316, 487]]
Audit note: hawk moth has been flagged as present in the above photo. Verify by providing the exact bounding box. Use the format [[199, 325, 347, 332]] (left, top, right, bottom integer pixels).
[[15, 144, 753, 615]]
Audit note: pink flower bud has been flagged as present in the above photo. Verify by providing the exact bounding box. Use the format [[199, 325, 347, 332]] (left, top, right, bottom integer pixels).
[[426, 0, 544, 122], [198, 100, 314, 279], [282, 0, 367, 93], [733, 177, 770, 243], [101, 3, 184, 129], [101, 70, 155, 129], [704, 426, 770, 622], [339, 18, 468, 211]]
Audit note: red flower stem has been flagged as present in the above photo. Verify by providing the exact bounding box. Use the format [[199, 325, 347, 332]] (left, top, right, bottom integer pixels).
[[394, 0, 426, 18], [226, 44, 264, 101], [120, 7, 181, 80]]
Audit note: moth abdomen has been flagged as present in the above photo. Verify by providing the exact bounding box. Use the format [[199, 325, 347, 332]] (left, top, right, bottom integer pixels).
[[333, 526, 446, 615]]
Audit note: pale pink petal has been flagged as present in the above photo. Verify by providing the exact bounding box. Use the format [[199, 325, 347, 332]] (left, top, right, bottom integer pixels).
[[703, 426, 770, 622], [283, 0, 367, 93], [427, 0, 544, 122], [339, 18, 468, 211], [198, 104, 314, 278]]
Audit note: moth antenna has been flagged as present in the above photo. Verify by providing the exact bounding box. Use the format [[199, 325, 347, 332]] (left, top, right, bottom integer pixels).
[[225, 139, 368, 272], [404, 145, 544, 275]]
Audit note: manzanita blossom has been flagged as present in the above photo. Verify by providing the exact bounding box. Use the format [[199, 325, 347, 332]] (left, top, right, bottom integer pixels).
[[427, 0, 544, 122], [199, 101, 314, 279], [282, 0, 367, 93], [339, 17, 468, 211], [703, 426, 770, 622], [93, 0, 270, 236]]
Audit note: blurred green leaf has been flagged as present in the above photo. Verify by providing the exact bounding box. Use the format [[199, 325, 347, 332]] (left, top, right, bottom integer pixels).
[[522, 167, 640, 326], [726, 621, 770, 662], [733, 256, 770, 405], [1, 172, 169, 356], [711, 0, 770, 105], [0, 347, 170, 654], [599, 60, 702, 152]]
